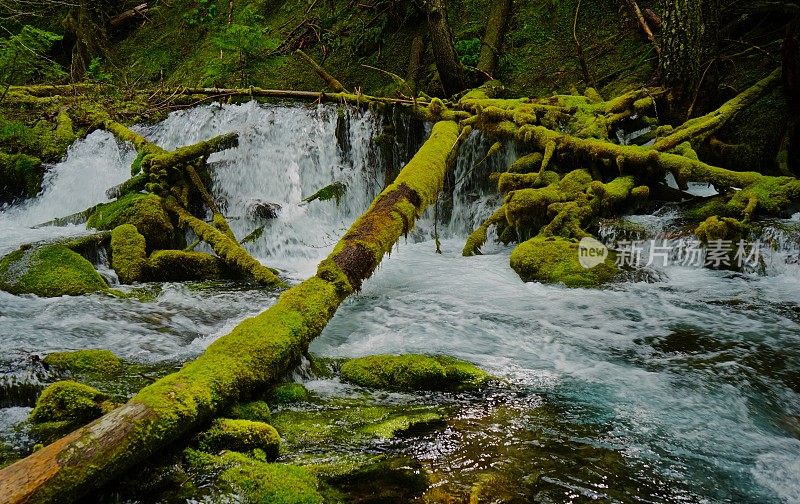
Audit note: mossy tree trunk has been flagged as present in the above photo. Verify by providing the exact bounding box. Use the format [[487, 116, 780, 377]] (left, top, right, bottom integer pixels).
[[0, 121, 462, 504], [420, 0, 468, 96], [659, 0, 721, 119], [477, 0, 512, 77]]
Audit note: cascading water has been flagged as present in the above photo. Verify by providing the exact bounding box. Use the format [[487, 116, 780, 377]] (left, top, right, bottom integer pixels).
[[0, 101, 798, 502]]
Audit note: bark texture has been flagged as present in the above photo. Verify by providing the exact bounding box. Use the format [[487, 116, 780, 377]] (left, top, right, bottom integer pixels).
[[422, 0, 468, 96]]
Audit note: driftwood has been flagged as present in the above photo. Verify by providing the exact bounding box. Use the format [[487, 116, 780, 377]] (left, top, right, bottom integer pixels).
[[0, 121, 462, 504]]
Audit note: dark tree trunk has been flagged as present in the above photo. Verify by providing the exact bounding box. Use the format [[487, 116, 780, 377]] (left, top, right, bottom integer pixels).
[[422, 0, 468, 96], [477, 0, 512, 77], [659, 0, 721, 119], [63, 0, 110, 79]]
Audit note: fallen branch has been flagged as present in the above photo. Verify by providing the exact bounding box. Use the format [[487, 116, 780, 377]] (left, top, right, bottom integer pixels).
[[0, 121, 461, 504], [295, 49, 348, 93], [625, 0, 661, 57]]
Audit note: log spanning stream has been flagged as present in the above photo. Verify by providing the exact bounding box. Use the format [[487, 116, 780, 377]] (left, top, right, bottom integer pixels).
[[1, 102, 799, 502]]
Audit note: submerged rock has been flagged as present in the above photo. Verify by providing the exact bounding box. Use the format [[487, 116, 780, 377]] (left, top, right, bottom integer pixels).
[[271, 403, 445, 447], [339, 354, 490, 392], [199, 418, 281, 461], [246, 199, 282, 219], [0, 243, 108, 297], [510, 236, 617, 287], [43, 349, 123, 380]]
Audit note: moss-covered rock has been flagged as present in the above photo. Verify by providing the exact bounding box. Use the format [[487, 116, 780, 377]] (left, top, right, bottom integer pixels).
[[0, 152, 44, 203], [271, 404, 444, 447], [87, 193, 175, 251], [186, 449, 323, 504], [43, 349, 123, 379], [226, 401, 272, 423], [510, 236, 617, 287], [0, 244, 107, 297], [199, 418, 281, 461], [269, 383, 311, 404], [694, 216, 745, 243], [339, 354, 490, 392], [111, 224, 147, 283], [323, 456, 428, 503], [146, 250, 225, 282], [27, 380, 112, 443]]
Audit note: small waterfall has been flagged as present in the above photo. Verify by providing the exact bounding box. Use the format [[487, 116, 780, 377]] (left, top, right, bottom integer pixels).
[[0, 130, 135, 255], [136, 102, 385, 278]]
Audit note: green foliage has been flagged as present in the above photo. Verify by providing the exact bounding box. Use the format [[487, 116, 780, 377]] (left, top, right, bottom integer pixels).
[[86, 57, 113, 83], [0, 26, 65, 91], [455, 38, 481, 67], [208, 6, 280, 86], [183, 0, 219, 27]]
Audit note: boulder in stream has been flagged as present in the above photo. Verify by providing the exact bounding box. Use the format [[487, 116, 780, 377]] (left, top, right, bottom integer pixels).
[[0, 243, 108, 297]]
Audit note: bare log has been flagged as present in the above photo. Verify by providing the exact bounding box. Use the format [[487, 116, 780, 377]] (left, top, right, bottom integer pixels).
[[0, 121, 461, 504], [109, 3, 149, 29], [625, 0, 661, 57]]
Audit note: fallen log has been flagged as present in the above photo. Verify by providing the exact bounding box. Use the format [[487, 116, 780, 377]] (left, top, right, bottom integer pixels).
[[163, 198, 281, 286], [110, 3, 149, 29], [295, 49, 348, 93], [0, 120, 461, 504]]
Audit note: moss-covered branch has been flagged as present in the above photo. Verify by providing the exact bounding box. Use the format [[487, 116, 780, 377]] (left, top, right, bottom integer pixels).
[[163, 197, 282, 288]]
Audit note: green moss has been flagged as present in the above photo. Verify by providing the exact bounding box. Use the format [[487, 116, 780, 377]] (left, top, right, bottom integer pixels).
[[0, 244, 107, 297], [226, 401, 272, 422], [0, 151, 44, 201], [87, 193, 175, 251], [185, 448, 323, 504], [111, 224, 147, 284], [271, 403, 444, 447], [27, 380, 113, 443], [509, 235, 617, 288], [219, 452, 323, 504], [146, 250, 225, 282], [270, 383, 311, 404], [339, 354, 490, 392], [43, 349, 123, 379], [694, 216, 746, 243], [199, 418, 281, 460]]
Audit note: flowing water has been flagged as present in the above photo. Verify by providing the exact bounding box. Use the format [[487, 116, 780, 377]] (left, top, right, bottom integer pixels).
[[1, 102, 799, 503]]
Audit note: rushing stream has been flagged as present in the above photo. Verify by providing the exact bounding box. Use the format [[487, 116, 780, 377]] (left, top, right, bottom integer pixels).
[[1, 102, 799, 503]]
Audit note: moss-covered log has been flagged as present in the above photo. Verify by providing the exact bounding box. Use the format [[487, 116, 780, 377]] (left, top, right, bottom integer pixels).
[[0, 120, 460, 504], [162, 197, 283, 288]]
